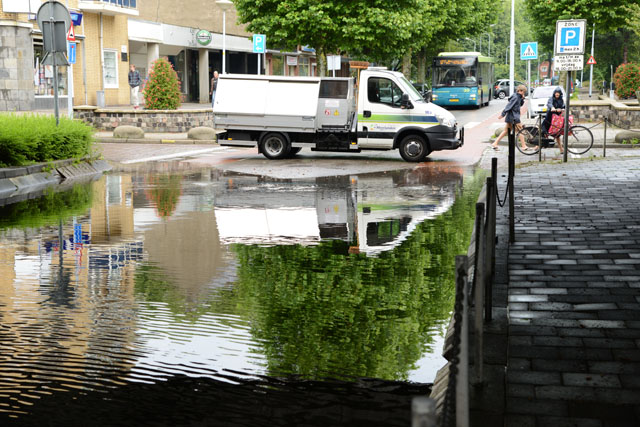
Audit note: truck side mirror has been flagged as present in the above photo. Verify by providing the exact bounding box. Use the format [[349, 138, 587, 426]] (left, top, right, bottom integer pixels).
[[401, 93, 413, 109]]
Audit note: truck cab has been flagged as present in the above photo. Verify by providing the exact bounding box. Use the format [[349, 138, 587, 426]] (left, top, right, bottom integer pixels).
[[357, 68, 462, 161]]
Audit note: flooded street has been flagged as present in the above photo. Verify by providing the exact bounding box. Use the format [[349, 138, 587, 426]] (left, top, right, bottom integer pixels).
[[0, 162, 484, 426]]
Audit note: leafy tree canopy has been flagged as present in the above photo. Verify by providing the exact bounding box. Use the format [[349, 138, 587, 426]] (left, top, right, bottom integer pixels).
[[525, 0, 637, 51], [233, 0, 491, 71]]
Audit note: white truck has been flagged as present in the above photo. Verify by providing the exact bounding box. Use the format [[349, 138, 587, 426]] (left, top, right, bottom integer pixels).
[[213, 68, 463, 162]]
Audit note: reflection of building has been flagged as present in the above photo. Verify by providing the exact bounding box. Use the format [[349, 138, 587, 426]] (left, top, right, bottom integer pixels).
[[213, 166, 464, 255]]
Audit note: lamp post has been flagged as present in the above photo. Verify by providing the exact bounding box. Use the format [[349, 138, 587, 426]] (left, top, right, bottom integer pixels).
[[488, 24, 496, 57], [216, 0, 233, 74], [509, 0, 515, 96], [464, 37, 477, 52]]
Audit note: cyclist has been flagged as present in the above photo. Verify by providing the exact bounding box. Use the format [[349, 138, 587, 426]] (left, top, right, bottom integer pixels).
[[542, 87, 565, 153], [491, 84, 528, 151]]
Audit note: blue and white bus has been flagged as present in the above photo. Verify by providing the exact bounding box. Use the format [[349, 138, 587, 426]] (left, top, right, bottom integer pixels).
[[431, 52, 494, 108]]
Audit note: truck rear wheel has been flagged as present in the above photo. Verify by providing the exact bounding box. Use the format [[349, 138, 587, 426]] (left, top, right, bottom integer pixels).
[[260, 133, 291, 159], [399, 135, 430, 162]]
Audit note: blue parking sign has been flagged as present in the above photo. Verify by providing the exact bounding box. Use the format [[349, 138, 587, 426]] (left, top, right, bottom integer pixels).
[[555, 20, 586, 54], [253, 34, 266, 53]]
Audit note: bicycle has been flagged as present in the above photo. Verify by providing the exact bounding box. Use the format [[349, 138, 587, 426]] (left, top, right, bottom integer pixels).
[[516, 114, 594, 155]]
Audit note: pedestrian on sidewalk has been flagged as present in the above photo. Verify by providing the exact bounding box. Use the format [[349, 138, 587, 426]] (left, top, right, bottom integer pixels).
[[128, 64, 142, 109], [541, 87, 566, 153], [210, 70, 219, 109], [491, 84, 528, 151]]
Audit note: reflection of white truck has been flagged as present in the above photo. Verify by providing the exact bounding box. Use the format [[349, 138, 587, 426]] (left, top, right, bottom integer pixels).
[[212, 168, 461, 255], [213, 68, 463, 162]]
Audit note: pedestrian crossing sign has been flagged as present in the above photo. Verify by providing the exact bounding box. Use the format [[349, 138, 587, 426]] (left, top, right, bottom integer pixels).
[[520, 42, 538, 60]]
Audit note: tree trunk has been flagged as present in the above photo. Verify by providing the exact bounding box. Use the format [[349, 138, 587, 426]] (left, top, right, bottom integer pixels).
[[417, 48, 427, 84], [317, 46, 326, 77], [402, 49, 412, 79], [623, 30, 629, 63]]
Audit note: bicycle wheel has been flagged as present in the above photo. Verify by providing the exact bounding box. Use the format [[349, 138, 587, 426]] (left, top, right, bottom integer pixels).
[[566, 125, 594, 155], [516, 126, 541, 155]]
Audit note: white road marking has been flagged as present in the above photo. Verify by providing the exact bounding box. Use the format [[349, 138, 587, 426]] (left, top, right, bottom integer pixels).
[[464, 121, 481, 129], [121, 147, 229, 164]]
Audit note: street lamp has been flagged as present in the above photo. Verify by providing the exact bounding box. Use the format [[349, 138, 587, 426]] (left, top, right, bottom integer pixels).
[[488, 24, 496, 57], [216, 0, 233, 74], [464, 37, 477, 52]]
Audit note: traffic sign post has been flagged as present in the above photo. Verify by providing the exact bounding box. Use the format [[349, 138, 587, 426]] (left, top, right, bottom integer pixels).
[[520, 42, 538, 60], [253, 34, 266, 75], [37, 0, 72, 126], [68, 42, 76, 64], [520, 42, 538, 93]]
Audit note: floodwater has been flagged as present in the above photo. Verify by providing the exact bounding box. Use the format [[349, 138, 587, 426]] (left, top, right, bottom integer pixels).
[[0, 163, 484, 426]]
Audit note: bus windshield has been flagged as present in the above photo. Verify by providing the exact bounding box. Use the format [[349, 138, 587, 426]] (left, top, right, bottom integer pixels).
[[433, 57, 478, 88]]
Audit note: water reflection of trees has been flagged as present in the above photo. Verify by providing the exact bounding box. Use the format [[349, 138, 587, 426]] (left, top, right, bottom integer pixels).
[[231, 171, 486, 381], [0, 184, 93, 229]]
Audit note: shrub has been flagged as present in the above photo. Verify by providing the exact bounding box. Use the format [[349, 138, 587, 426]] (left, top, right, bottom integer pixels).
[[613, 62, 640, 99], [0, 114, 94, 167], [143, 57, 182, 110]]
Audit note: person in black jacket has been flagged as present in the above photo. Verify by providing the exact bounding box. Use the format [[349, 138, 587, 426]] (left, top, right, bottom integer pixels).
[[541, 87, 565, 153], [491, 84, 528, 151], [128, 64, 142, 109]]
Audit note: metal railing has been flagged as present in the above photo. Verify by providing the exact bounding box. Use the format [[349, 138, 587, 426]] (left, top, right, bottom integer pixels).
[[414, 160, 499, 427]]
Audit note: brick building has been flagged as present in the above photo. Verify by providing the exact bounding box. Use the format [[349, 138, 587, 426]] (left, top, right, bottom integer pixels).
[[0, 0, 318, 110]]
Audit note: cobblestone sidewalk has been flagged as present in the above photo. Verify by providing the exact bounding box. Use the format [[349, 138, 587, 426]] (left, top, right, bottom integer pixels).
[[492, 157, 640, 426]]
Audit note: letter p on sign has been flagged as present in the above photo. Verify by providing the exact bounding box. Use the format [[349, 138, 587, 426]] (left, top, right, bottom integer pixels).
[[563, 29, 578, 45]]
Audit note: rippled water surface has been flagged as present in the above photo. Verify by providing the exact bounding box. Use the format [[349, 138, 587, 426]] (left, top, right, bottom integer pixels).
[[0, 164, 483, 426]]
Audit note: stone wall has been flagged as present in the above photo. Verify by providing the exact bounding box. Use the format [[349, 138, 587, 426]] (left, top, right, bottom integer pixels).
[[0, 23, 35, 111], [74, 107, 214, 132], [571, 98, 640, 129]]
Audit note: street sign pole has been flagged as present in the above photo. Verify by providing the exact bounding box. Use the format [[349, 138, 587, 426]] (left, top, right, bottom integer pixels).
[[50, 18, 60, 126], [66, 0, 73, 118], [589, 23, 595, 97], [563, 70, 571, 163]]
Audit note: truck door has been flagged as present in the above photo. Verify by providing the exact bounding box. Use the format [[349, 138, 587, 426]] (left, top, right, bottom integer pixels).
[[358, 76, 407, 148]]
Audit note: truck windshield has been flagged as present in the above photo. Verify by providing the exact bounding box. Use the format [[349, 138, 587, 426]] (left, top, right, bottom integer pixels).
[[399, 76, 424, 102]]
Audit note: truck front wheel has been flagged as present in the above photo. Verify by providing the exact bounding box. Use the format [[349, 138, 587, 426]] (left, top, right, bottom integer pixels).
[[260, 133, 291, 159], [399, 135, 430, 162]]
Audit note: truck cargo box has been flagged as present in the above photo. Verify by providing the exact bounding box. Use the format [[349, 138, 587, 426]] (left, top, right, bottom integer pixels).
[[214, 75, 354, 133]]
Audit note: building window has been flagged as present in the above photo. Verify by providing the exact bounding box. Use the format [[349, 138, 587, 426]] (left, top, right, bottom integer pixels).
[[299, 56, 309, 76], [103, 49, 119, 88], [271, 55, 284, 76], [102, 0, 137, 8]]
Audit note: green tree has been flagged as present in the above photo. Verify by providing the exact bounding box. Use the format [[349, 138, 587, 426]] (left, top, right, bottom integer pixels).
[[143, 57, 181, 110], [525, 0, 637, 61], [233, 0, 473, 75]]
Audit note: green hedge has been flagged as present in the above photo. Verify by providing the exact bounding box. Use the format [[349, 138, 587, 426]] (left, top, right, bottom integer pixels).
[[0, 114, 94, 167]]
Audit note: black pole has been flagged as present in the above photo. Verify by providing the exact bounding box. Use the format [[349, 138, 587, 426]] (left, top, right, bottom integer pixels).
[[563, 70, 571, 162], [508, 122, 515, 243]]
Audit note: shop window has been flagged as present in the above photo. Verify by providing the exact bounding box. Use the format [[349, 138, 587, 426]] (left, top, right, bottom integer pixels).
[[103, 49, 118, 89], [34, 43, 68, 96], [299, 57, 309, 76]]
